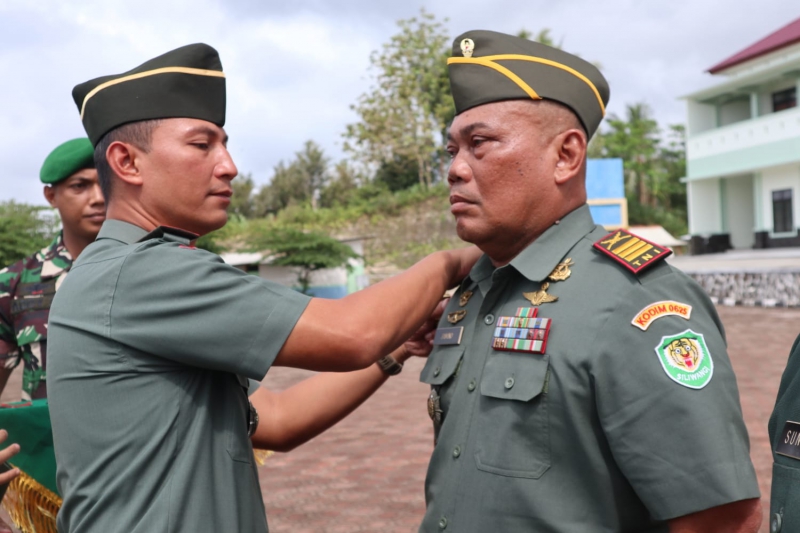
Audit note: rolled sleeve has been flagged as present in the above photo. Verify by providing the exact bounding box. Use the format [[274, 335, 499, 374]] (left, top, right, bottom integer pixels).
[[593, 276, 759, 519], [109, 242, 310, 379]]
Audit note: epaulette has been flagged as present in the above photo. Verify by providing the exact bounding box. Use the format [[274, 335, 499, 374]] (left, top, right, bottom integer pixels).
[[593, 229, 671, 274]]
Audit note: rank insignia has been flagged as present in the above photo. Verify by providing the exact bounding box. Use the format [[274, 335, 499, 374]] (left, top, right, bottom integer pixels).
[[654, 329, 713, 389], [632, 301, 692, 331], [776, 421, 800, 460], [459, 290, 474, 307], [522, 281, 558, 306], [492, 307, 551, 354], [447, 310, 467, 324], [593, 230, 672, 274], [548, 258, 574, 282], [433, 327, 464, 345]]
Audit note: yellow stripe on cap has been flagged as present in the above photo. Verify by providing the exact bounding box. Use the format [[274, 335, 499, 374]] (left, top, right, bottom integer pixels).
[[448, 57, 540, 101], [80, 67, 226, 119], [448, 54, 606, 116]]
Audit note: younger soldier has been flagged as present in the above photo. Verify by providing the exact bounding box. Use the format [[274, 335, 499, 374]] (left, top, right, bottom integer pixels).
[[0, 138, 104, 400]]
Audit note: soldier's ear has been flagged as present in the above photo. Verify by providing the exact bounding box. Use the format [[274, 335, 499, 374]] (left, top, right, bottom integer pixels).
[[106, 141, 143, 187], [43, 185, 57, 208], [553, 129, 586, 186]]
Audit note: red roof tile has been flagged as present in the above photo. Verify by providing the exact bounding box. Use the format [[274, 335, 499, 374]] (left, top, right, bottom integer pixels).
[[709, 17, 800, 74]]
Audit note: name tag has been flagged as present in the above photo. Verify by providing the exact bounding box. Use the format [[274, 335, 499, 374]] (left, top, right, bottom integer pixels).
[[776, 421, 800, 460], [433, 327, 463, 345]]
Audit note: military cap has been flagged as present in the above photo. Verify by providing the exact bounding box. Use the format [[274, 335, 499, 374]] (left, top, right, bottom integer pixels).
[[39, 138, 95, 185], [73, 43, 226, 145], [448, 30, 610, 138]]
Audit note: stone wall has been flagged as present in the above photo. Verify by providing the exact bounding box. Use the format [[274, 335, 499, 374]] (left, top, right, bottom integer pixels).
[[687, 271, 800, 307]]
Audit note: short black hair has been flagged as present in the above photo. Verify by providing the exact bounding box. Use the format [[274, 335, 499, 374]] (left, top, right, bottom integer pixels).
[[93, 119, 162, 200]]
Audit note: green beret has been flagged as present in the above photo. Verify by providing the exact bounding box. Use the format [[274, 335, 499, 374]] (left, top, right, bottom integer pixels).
[[448, 30, 610, 138], [40, 138, 95, 185], [72, 43, 226, 146]]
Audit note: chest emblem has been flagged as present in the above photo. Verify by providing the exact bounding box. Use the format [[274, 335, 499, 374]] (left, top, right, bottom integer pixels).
[[547, 258, 574, 282], [523, 281, 558, 306], [654, 330, 713, 389], [447, 310, 467, 324], [459, 290, 473, 307]]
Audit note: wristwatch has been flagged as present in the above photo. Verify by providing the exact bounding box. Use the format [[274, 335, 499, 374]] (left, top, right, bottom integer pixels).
[[247, 401, 259, 437], [377, 355, 403, 376]]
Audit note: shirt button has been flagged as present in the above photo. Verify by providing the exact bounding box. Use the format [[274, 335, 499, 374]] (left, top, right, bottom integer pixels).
[[772, 513, 782, 533], [433, 367, 441, 377], [505, 377, 515, 389], [484, 314, 495, 325], [467, 379, 476, 392], [439, 516, 448, 530], [452, 446, 461, 458]]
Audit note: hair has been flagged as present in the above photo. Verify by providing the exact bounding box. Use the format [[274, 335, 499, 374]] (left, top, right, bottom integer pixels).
[[94, 119, 162, 200]]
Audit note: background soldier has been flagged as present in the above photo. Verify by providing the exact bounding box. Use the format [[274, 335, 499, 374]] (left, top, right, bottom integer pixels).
[[0, 138, 103, 401], [419, 30, 762, 532]]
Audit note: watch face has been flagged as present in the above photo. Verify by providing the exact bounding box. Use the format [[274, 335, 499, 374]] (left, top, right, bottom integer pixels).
[[247, 401, 259, 437]]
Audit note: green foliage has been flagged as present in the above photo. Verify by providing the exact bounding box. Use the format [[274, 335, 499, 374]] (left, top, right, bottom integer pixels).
[[319, 161, 363, 209], [245, 225, 359, 294], [374, 154, 420, 192], [0, 202, 60, 266], [229, 173, 257, 219], [255, 141, 330, 215], [590, 103, 688, 237], [343, 8, 453, 189]]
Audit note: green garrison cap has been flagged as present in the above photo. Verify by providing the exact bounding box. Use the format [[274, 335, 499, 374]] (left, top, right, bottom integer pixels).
[[39, 138, 95, 185], [448, 30, 610, 138], [72, 43, 226, 145]]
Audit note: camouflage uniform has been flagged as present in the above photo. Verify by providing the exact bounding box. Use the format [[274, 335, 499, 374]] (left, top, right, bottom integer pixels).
[[0, 234, 72, 400]]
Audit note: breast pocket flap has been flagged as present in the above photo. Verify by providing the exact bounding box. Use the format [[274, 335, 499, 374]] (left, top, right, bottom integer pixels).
[[420, 346, 464, 385], [481, 353, 549, 402]]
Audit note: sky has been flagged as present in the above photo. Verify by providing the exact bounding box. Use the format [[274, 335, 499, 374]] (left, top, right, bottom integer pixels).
[[1, 0, 798, 205]]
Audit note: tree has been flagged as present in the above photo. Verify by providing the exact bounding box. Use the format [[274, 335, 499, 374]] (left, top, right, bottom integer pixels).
[[0, 202, 60, 266], [246, 227, 359, 295], [229, 173, 257, 219], [344, 9, 453, 189], [319, 161, 361, 208], [255, 141, 330, 215]]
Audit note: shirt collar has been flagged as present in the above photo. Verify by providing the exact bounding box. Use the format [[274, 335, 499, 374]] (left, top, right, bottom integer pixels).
[[96, 219, 150, 244], [464, 204, 598, 293]]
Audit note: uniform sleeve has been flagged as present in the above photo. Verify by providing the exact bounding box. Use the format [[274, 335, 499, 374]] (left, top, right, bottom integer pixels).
[[109, 242, 311, 380], [0, 267, 21, 364], [593, 269, 759, 520]]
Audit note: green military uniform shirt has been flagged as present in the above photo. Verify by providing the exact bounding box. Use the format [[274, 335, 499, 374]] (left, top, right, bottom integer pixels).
[[0, 234, 72, 400], [47, 220, 310, 532], [420, 205, 759, 532], [768, 333, 800, 533]]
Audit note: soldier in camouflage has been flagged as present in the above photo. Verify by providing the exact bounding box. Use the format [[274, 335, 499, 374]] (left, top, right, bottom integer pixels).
[[0, 138, 104, 401]]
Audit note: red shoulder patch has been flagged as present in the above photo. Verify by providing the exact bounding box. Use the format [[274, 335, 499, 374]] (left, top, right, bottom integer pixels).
[[593, 229, 672, 274]]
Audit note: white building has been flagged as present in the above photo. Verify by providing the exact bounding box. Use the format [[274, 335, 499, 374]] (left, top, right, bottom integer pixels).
[[684, 18, 800, 253]]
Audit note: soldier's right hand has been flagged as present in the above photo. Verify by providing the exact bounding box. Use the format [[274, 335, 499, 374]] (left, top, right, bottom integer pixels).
[[0, 430, 20, 485]]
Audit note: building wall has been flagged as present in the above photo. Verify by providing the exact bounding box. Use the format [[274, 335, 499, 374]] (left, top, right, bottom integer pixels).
[[688, 178, 722, 235], [718, 98, 750, 127], [687, 100, 716, 136], [760, 164, 800, 236], [724, 174, 755, 248]]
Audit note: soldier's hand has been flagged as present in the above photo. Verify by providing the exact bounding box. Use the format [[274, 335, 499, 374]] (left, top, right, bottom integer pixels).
[[398, 298, 448, 361], [0, 430, 20, 485]]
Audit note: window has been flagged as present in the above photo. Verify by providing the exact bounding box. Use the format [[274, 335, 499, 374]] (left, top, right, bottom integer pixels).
[[772, 87, 797, 112], [772, 189, 794, 233]]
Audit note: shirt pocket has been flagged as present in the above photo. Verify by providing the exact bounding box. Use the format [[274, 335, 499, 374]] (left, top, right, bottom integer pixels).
[[770, 462, 800, 532], [420, 346, 465, 443], [474, 352, 550, 479]]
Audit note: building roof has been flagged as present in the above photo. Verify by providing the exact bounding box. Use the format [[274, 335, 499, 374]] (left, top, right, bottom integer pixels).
[[628, 225, 686, 248], [709, 17, 800, 74]]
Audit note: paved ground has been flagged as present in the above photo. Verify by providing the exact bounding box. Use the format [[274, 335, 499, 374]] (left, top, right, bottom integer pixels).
[[1, 305, 796, 532], [669, 247, 800, 273]]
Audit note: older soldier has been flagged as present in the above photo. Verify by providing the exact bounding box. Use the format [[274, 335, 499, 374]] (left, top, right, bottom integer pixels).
[[0, 138, 104, 401], [47, 43, 477, 532], [419, 30, 761, 532]]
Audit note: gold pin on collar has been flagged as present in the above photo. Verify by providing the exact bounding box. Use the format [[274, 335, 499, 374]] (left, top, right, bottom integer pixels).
[[459, 290, 473, 307], [522, 282, 558, 306], [447, 310, 467, 324], [548, 258, 574, 282]]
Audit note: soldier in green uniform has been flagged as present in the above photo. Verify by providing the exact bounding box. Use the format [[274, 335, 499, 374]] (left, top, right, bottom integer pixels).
[[768, 335, 800, 532], [0, 138, 104, 401], [418, 30, 762, 533], [47, 44, 478, 532]]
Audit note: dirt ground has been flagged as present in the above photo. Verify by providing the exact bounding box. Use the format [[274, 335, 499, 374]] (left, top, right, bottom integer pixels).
[[2, 305, 796, 532]]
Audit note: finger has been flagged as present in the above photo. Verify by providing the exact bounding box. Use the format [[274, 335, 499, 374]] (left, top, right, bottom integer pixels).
[[0, 467, 19, 486], [0, 430, 8, 445], [0, 443, 20, 465]]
